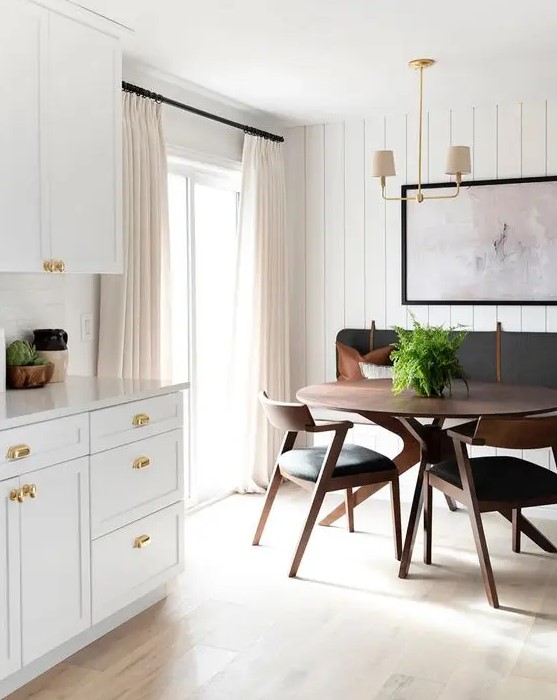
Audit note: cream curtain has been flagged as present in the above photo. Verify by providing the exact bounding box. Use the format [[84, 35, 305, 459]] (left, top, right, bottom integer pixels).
[[98, 93, 171, 380], [230, 135, 290, 493]]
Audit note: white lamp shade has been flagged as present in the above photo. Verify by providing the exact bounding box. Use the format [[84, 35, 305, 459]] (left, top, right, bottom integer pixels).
[[371, 150, 396, 178], [446, 145, 471, 175]]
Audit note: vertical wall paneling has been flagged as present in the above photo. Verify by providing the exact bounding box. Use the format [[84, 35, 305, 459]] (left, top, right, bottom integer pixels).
[[324, 123, 345, 381], [304, 125, 326, 386], [364, 117, 387, 327], [522, 101, 547, 177], [385, 114, 407, 328], [546, 100, 557, 174], [497, 103, 522, 178], [522, 307, 546, 332], [344, 119, 366, 328], [473, 105, 497, 179], [284, 127, 306, 397]]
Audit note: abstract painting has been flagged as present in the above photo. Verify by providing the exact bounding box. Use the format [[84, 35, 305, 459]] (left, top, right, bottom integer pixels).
[[401, 176, 557, 304]]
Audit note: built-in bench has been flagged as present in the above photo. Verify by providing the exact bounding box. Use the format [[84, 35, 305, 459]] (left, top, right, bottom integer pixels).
[[337, 322, 557, 388]]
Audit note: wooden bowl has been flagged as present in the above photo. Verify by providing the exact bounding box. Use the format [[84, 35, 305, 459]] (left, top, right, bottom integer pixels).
[[7, 363, 54, 389]]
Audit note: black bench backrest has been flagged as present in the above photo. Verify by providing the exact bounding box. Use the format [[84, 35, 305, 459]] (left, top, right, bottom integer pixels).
[[336, 328, 498, 384]]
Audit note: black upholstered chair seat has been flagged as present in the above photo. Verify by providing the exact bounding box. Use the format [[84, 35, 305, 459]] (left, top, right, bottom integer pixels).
[[278, 444, 395, 482], [429, 456, 557, 502]]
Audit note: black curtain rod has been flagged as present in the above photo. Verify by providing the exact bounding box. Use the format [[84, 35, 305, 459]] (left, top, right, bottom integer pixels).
[[122, 81, 284, 143]]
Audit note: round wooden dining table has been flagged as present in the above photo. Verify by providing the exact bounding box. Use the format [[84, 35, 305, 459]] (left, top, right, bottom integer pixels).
[[296, 379, 557, 577]]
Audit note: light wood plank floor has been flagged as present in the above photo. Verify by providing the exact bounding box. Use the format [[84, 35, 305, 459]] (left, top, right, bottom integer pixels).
[[9, 487, 557, 699]]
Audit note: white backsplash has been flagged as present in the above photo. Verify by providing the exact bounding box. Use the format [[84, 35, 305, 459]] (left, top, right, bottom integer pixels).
[[0, 273, 99, 376]]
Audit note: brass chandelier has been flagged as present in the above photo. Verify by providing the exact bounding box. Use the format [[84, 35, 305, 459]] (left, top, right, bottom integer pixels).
[[371, 59, 471, 203]]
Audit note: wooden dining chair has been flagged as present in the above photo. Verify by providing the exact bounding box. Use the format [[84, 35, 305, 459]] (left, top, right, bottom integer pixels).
[[423, 415, 557, 608], [253, 391, 402, 577]]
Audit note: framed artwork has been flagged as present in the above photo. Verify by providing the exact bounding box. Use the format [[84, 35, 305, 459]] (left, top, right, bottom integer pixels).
[[401, 175, 557, 305]]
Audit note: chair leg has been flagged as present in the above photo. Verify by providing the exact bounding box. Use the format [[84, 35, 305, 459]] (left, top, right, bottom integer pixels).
[[424, 473, 432, 565], [345, 488, 354, 533], [252, 465, 282, 546], [453, 439, 499, 608], [289, 485, 327, 578], [399, 457, 428, 578], [512, 508, 521, 553], [445, 495, 458, 512], [466, 504, 499, 608], [390, 477, 402, 561]]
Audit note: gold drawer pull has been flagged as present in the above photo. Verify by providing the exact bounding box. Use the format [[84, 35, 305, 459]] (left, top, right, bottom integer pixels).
[[132, 413, 150, 427], [134, 535, 151, 549], [133, 456, 151, 470], [6, 444, 31, 461]]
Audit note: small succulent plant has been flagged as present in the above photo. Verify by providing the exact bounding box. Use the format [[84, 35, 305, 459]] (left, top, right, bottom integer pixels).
[[6, 340, 48, 367]]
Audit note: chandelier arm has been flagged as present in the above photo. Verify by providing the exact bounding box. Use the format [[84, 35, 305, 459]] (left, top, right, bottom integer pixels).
[[381, 190, 416, 203], [422, 181, 462, 201]]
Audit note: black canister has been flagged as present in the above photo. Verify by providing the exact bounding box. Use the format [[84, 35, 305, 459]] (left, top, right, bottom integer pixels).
[[33, 329, 68, 352], [33, 329, 69, 383]]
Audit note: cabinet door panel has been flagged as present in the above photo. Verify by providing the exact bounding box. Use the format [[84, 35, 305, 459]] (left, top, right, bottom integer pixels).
[[20, 457, 91, 665], [48, 12, 122, 273], [0, 477, 21, 681], [0, 0, 48, 271]]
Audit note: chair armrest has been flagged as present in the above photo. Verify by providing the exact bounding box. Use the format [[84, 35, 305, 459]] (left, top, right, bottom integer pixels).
[[307, 421, 353, 433], [447, 420, 485, 445]]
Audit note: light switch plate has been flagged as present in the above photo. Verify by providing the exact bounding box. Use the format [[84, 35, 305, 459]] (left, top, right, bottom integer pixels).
[[81, 313, 93, 342]]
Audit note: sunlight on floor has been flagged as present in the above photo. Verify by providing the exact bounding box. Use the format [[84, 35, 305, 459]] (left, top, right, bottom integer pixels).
[[10, 486, 557, 699]]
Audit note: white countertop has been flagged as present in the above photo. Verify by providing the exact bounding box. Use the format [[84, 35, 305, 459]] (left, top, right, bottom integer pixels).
[[0, 376, 189, 430]]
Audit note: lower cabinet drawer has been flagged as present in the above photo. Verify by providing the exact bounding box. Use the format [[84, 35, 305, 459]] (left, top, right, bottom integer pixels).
[[92, 503, 184, 624], [90, 430, 184, 538], [0, 414, 88, 478]]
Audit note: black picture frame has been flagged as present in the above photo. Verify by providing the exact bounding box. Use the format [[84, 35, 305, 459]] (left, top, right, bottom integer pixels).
[[401, 175, 557, 306]]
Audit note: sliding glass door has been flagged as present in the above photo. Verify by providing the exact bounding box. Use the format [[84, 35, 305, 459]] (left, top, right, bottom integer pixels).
[[168, 159, 241, 506]]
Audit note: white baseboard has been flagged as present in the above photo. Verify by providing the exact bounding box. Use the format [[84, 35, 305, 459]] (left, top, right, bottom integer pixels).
[[0, 585, 168, 697]]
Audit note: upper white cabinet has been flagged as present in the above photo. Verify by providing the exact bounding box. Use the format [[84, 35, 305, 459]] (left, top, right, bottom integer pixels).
[[0, 0, 122, 274], [0, 0, 48, 272], [48, 12, 122, 273]]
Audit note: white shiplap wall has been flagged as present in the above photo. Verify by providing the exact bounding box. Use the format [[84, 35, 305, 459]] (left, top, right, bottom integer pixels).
[[286, 100, 557, 496]]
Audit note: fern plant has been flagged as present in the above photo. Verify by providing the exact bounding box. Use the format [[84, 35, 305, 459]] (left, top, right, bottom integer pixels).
[[391, 318, 468, 397]]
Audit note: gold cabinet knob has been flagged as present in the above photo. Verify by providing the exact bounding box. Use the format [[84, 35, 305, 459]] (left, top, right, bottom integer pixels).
[[9, 488, 25, 503], [55, 259, 66, 272], [133, 535, 151, 549], [133, 456, 151, 470], [6, 444, 31, 461], [43, 260, 54, 272], [24, 484, 37, 499], [132, 413, 150, 427]]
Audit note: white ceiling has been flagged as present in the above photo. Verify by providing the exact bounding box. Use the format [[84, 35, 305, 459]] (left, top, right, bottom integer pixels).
[[76, 0, 557, 124]]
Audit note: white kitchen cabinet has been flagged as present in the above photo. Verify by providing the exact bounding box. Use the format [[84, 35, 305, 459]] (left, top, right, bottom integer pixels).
[[0, 478, 21, 682], [0, 378, 187, 697], [20, 457, 91, 664], [0, 0, 48, 272], [0, 0, 122, 274], [47, 11, 122, 273]]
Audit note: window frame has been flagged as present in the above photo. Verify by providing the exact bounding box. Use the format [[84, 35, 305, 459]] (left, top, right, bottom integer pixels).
[[167, 151, 241, 507]]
